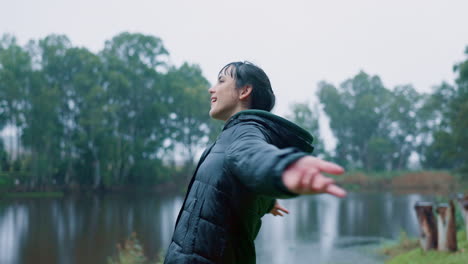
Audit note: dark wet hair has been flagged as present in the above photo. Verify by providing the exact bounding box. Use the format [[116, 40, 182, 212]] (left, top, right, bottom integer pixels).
[[219, 61, 275, 112]]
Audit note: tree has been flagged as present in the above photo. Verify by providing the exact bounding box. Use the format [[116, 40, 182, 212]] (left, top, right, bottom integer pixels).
[[317, 72, 394, 170], [287, 102, 325, 156], [165, 63, 211, 169], [19, 35, 71, 188], [387, 85, 422, 169], [0, 139, 8, 171], [0, 32, 232, 190], [0, 34, 33, 164], [420, 47, 468, 174], [418, 82, 456, 169], [448, 46, 468, 173]]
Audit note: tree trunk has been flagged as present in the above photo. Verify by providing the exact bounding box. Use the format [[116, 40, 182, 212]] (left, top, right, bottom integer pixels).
[[93, 158, 101, 190], [120, 159, 132, 184], [397, 148, 406, 170], [64, 160, 72, 186], [90, 144, 101, 190]]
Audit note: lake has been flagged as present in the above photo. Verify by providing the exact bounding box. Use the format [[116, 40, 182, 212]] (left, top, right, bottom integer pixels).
[[0, 192, 432, 264]]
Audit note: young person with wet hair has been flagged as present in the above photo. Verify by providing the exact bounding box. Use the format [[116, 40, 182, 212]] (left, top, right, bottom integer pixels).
[[164, 61, 346, 264]]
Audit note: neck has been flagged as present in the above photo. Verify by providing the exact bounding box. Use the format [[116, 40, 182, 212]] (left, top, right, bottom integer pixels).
[[223, 105, 249, 122]]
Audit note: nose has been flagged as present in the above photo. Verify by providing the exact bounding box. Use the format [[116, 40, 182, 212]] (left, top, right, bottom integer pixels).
[[208, 85, 215, 94]]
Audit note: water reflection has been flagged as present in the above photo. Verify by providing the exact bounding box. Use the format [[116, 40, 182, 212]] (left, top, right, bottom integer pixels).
[[0, 204, 28, 264], [0, 192, 429, 264], [317, 195, 340, 260], [0, 195, 184, 264], [256, 192, 428, 264]]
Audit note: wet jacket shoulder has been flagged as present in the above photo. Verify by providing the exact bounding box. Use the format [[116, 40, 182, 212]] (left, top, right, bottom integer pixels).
[[164, 110, 314, 264], [223, 110, 314, 198]]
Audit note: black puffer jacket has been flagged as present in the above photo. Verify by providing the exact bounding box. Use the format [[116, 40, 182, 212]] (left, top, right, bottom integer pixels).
[[164, 110, 314, 264]]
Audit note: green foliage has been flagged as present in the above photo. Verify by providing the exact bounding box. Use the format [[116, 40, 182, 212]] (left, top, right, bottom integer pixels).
[[317, 72, 422, 171], [386, 231, 468, 264], [164, 63, 212, 168], [107, 233, 163, 264], [3, 191, 63, 198], [0, 32, 214, 190], [1, 31, 466, 188], [315, 48, 468, 173], [287, 102, 325, 155], [421, 46, 468, 178], [380, 231, 420, 259], [0, 172, 14, 191], [107, 233, 148, 264], [0, 140, 8, 171]]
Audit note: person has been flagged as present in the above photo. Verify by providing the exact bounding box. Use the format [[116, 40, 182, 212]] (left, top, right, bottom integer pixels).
[[163, 61, 347, 264]]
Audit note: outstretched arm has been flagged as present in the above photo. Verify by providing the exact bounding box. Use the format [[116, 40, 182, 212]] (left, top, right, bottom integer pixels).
[[225, 122, 346, 198], [282, 156, 347, 198], [225, 123, 307, 198]]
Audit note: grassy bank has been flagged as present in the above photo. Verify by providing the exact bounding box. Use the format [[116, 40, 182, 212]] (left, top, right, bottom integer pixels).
[[381, 231, 468, 264], [1, 170, 463, 198], [108, 233, 164, 264], [2, 170, 462, 195], [0, 170, 188, 197], [337, 170, 459, 193], [0, 191, 64, 198]]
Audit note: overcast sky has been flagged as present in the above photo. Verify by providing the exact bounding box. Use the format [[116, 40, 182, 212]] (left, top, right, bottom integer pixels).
[[1, 0, 468, 149]]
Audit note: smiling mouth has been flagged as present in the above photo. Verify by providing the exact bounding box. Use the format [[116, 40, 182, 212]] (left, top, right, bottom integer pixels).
[[211, 98, 217, 103]]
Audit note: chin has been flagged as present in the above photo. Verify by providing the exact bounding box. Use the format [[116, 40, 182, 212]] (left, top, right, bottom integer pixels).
[[209, 109, 218, 119], [209, 110, 226, 121]]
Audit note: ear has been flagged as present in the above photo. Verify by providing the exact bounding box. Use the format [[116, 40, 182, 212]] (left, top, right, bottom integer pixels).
[[239, 85, 253, 101]]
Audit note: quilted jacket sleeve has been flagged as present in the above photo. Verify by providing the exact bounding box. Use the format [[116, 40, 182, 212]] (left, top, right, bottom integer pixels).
[[224, 122, 307, 198]]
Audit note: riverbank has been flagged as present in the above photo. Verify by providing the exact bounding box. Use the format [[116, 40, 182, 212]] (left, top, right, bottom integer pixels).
[[381, 231, 468, 263], [0, 191, 64, 198], [337, 170, 461, 193], [0, 171, 189, 197], [1, 170, 462, 197], [108, 233, 164, 264], [0, 187, 179, 199]]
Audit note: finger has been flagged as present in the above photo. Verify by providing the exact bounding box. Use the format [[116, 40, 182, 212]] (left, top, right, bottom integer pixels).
[[277, 206, 289, 214], [310, 174, 335, 191], [300, 157, 344, 175], [324, 184, 347, 198], [272, 210, 283, 216], [314, 159, 345, 175]]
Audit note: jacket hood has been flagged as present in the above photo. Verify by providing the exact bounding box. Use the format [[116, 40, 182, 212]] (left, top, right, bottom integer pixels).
[[223, 110, 314, 153]]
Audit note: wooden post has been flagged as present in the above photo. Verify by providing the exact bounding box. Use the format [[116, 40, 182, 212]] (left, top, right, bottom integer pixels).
[[457, 195, 468, 241], [447, 200, 458, 252], [436, 203, 448, 251], [436, 201, 457, 252], [415, 202, 438, 250]]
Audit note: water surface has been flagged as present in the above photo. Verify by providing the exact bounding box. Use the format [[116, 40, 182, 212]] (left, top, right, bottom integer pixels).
[[0, 192, 431, 264]]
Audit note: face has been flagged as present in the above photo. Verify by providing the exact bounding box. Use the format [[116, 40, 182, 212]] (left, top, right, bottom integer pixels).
[[208, 67, 243, 121]]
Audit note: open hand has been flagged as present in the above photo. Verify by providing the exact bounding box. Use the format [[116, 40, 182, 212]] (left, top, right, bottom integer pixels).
[[282, 156, 347, 198], [270, 200, 289, 216]]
